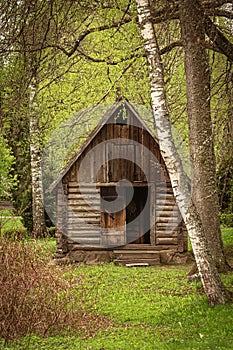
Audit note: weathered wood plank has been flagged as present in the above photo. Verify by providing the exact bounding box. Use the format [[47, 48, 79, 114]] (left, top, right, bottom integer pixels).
[[156, 237, 178, 245], [156, 231, 178, 237], [67, 230, 100, 237], [66, 237, 101, 245], [156, 217, 181, 223]]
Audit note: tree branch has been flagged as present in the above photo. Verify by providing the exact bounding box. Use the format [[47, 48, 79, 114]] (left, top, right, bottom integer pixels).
[[202, 0, 231, 9], [150, 0, 232, 23], [206, 9, 233, 19], [51, 17, 132, 57], [160, 41, 182, 54], [204, 16, 233, 62]]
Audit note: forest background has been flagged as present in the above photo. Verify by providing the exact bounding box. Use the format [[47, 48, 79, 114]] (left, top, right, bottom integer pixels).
[[0, 0, 233, 306]]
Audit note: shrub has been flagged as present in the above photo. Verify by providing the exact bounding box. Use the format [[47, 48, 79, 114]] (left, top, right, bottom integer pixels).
[[220, 213, 233, 227], [0, 238, 111, 342]]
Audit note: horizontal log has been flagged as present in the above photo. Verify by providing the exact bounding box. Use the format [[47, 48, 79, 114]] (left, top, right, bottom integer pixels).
[[156, 201, 178, 207], [68, 188, 99, 194], [66, 231, 101, 238], [156, 210, 180, 218], [67, 224, 100, 230], [156, 197, 176, 202], [156, 189, 174, 195], [68, 193, 99, 200], [156, 224, 179, 231], [156, 198, 175, 204], [156, 217, 180, 223], [69, 208, 100, 215], [68, 196, 99, 204], [68, 204, 100, 210], [67, 211, 99, 218], [68, 182, 97, 187], [156, 202, 176, 207], [156, 237, 177, 245], [67, 219, 100, 225], [66, 237, 101, 245], [67, 218, 99, 223], [156, 231, 178, 238]]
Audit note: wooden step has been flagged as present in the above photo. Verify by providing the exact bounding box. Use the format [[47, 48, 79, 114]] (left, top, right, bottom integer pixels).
[[113, 249, 160, 255], [113, 248, 161, 266]]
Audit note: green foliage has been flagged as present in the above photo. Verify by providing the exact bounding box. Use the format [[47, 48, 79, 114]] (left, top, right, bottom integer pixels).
[[221, 213, 233, 228], [221, 227, 233, 248], [0, 57, 33, 232], [0, 136, 17, 199]]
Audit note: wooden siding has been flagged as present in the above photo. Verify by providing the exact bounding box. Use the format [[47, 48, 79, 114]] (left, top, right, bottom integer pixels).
[[155, 182, 181, 245], [66, 182, 101, 246], [56, 103, 187, 253]]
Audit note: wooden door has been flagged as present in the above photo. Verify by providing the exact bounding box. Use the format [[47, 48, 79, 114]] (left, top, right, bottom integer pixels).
[[100, 187, 126, 247]]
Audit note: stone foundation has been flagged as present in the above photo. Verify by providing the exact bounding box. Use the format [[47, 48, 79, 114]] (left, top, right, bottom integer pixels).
[[53, 231, 193, 266]]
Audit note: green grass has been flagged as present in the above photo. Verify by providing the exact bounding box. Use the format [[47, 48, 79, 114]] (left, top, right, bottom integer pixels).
[[222, 227, 233, 247], [1, 227, 233, 349], [0, 210, 26, 236], [2, 264, 233, 349]]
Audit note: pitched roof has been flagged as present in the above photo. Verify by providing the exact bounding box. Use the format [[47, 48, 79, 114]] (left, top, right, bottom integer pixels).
[[47, 101, 158, 192]]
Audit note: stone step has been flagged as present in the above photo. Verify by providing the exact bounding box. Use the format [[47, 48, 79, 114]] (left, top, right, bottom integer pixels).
[[114, 257, 160, 266]]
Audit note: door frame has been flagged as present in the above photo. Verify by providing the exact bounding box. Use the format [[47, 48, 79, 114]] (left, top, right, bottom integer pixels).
[[98, 182, 154, 246]]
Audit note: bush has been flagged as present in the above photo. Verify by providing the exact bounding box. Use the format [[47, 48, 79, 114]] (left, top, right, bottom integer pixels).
[[0, 238, 111, 342], [220, 213, 233, 227]]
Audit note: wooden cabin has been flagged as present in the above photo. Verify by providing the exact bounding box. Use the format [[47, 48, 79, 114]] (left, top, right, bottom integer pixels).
[[50, 102, 188, 265]]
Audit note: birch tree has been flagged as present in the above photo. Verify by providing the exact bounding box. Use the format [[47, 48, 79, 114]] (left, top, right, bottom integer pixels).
[[29, 75, 47, 238], [135, 0, 232, 305]]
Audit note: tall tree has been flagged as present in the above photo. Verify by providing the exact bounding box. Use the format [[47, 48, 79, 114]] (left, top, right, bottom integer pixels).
[[178, 0, 231, 271], [29, 75, 47, 238], [135, 0, 232, 305]]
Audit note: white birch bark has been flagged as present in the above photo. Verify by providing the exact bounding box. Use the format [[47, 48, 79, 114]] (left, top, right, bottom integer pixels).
[[135, 0, 230, 305], [29, 77, 47, 238]]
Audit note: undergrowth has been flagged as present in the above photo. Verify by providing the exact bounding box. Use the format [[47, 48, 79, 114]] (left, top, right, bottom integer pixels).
[[0, 238, 111, 344], [0, 227, 232, 349]]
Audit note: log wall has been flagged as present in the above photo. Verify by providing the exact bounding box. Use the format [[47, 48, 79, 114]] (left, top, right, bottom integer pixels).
[[56, 105, 188, 253]]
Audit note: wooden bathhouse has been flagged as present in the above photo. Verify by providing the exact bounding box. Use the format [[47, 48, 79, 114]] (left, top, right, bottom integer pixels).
[[50, 102, 188, 265]]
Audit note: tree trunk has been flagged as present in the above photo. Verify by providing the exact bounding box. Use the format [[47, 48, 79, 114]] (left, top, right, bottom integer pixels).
[[135, 0, 231, 305], [178, 0, 230, 272], [29, 77, 47, 238]]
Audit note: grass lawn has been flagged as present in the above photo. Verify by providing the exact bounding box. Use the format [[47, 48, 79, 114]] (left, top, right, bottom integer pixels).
[[0, 210, 26, 237], [1, 228, 233, 350]]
